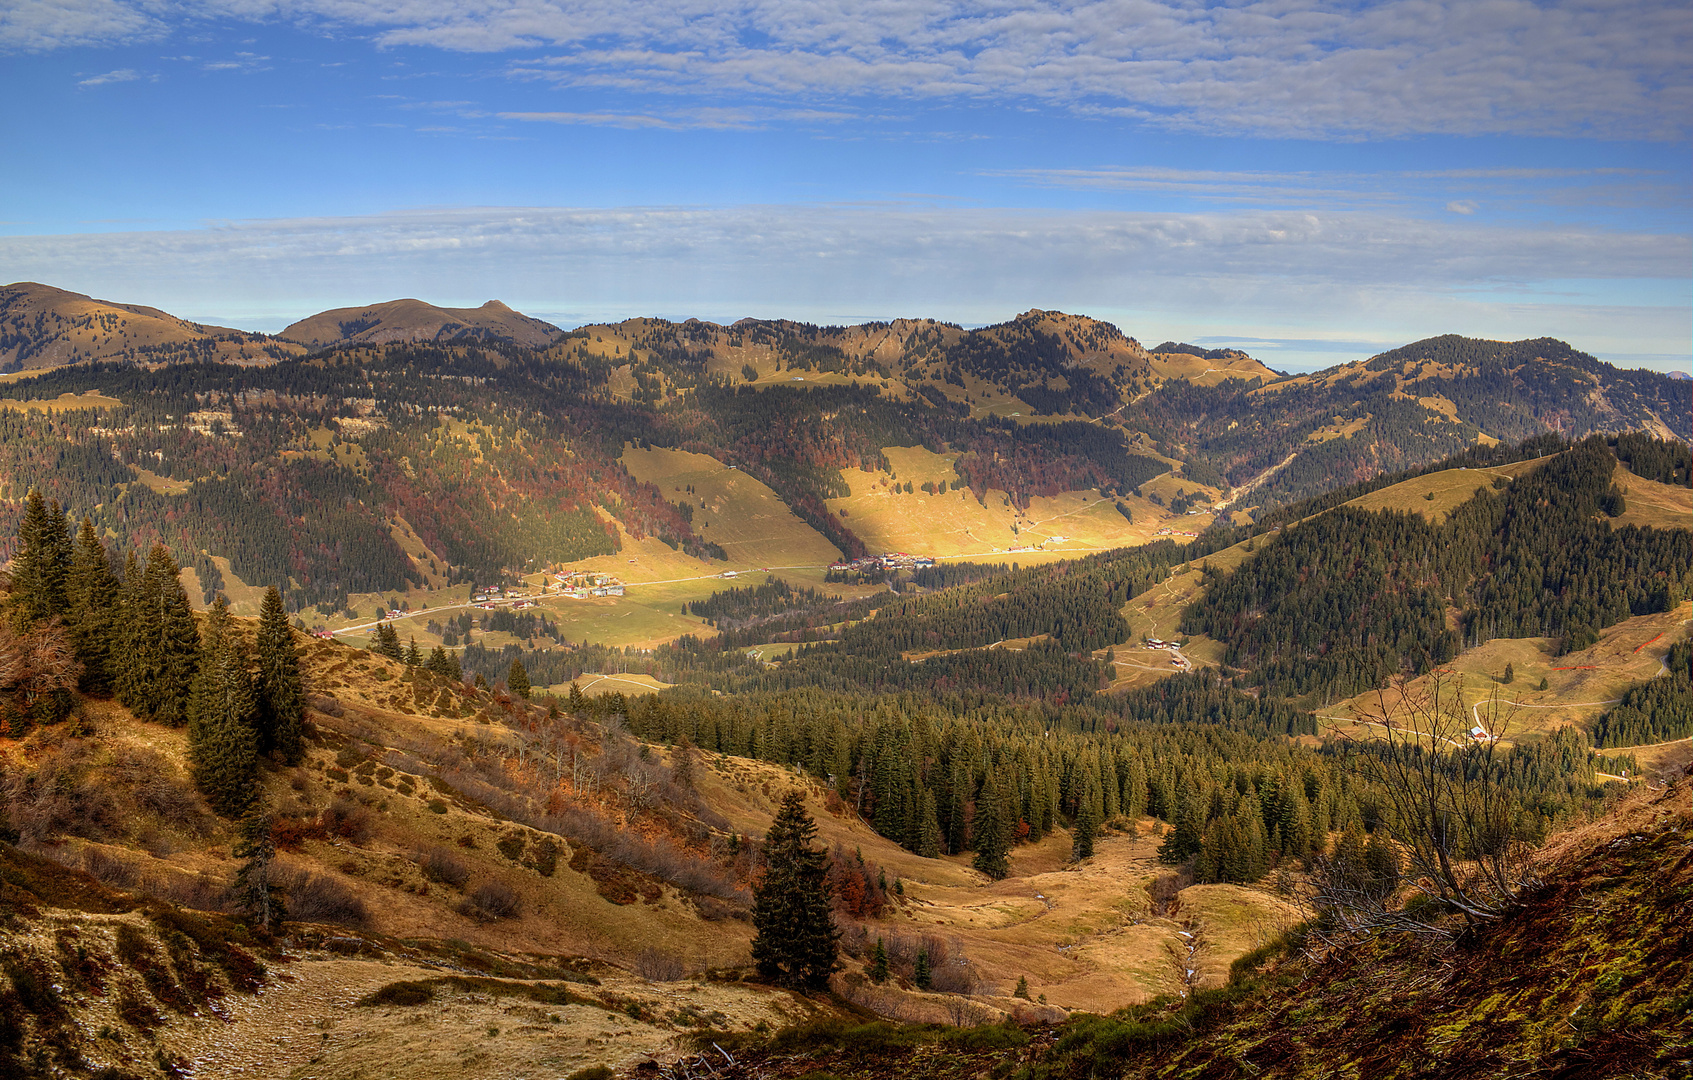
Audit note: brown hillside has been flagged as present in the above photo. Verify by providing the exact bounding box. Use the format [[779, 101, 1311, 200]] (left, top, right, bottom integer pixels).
[[0, 282, 302, 370], [279, 298, 562, 348]]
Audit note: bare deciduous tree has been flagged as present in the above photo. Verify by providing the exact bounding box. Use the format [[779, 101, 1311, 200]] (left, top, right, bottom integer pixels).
[[1325, 671, 1539, 939]]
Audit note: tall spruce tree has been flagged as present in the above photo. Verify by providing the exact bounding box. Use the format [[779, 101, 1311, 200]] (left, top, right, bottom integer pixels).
[[232, 799, 283, 933], [149, 544, 201, 727], [916, 788, 943, 858], [9, 489, 69, 630], [114, 548, 151, 709], [65, 517, 120, 694], [751, 790, 840, 990], [114, 544, 199, 724], [254, 586, 304, 765], [508, 658, 531, 699], [971, 767, 1013, 880], [375, 623, 402, 660], [1072, 777, 1101, 862], [189, 606, 260, 817]]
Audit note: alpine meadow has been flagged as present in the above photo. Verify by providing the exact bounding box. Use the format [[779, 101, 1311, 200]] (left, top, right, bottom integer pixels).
[[1, 1, 1690, 1078]]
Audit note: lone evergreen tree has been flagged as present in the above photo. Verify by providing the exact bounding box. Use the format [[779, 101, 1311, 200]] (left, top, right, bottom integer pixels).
[[254, 586, 304, 765], [426, 645, 449, 678], [913, 947, 932, 989], [671, 735, 698, 790], [751, 790, 840, 990], [404, 636, 422, 667], [232, 799, 283, 933], [508, 658, 531, 699], [376, 623, 402, 661], [868, 938, 889, 984]]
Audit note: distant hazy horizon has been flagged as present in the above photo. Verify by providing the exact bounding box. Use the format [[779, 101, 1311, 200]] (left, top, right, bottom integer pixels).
[[4, 1, 1687, 373]]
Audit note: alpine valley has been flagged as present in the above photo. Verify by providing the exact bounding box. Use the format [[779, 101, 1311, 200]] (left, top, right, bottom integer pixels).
[[0, 281, 1688, 1080]]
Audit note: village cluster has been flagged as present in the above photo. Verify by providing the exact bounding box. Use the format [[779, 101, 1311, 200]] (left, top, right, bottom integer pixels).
[[551, 570, 626, 598], [1141, 637, 1190, 668], [827, 551, 937, 574]]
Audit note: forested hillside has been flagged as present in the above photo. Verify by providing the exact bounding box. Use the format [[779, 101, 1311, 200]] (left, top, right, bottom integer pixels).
[[1183, 436, 1692, 700]]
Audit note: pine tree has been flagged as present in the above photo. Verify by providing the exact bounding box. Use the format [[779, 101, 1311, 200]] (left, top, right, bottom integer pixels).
[[65, 517, 119, 694], [916, 788, 943, 858], [1158, 793, 1206, 864], [568, 680, 586, 714], [149, 544, 201, 727], [404, 636, 422, 667], [232, 799, 283, 933], [914, 948, 932, 990], [189, 602, 260, 817], [9, 489, 68, 629], [376, 623, 402, 661], [508, 658, 531, 699], [672, 735, 698, 790], [114, 548, 151, 709], [971, 768, 1013, 880], [116, 544, 199, 725], [751, 790, 840, 990], [254, 586, 304, 765], [868, 938, 889, 984], [1071, 785, 1100, 862]]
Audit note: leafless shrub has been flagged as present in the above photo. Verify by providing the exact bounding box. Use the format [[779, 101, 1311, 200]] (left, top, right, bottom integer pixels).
[[309, 694, 345, 717], [74, 844, 142, 887], [1330, 672, 1540, 941], [690, 895, 746, 922], [0, 619, 82, 718], [635, 947, 686, 981], [323, 798, 375, 843], [929, 958, 982, 996], [461, 879, 522, 920], [107, 744, 213, 837], [1, 734, 125, 842], [1145, 870, 1191, 917], [417, 846, 470, 888], [272, 863, 370, 928], [141, 870, 230, 912], [944, 994, 995, 1027]]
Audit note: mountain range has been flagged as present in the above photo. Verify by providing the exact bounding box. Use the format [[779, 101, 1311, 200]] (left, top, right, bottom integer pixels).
[[0, 281, 1688, 1079]]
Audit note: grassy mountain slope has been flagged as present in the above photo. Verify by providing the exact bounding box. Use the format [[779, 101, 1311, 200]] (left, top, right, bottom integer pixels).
[[0, 282, 303, 371], [704, 772, 1692, 1080], [0, 620, 1318, 1079], [279, 298, 562, 348]]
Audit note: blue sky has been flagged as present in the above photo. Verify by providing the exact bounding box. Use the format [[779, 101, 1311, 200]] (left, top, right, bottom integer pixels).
[[2, 1, 1688, 372]]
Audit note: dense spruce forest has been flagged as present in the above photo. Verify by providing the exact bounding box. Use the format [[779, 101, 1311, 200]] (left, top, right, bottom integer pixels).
[[1592, 641, 1693, 748], [1183, 436, 1692, 700]]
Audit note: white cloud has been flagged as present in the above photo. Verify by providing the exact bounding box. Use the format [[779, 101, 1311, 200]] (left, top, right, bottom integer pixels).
[[1445, 200, 1478, 214], [77, 66, 142, 86], [1, 0, 160, 50], [499, 105, 859, 130], [1, 204, 1685, 364], [6, 1, 1689, 141]]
